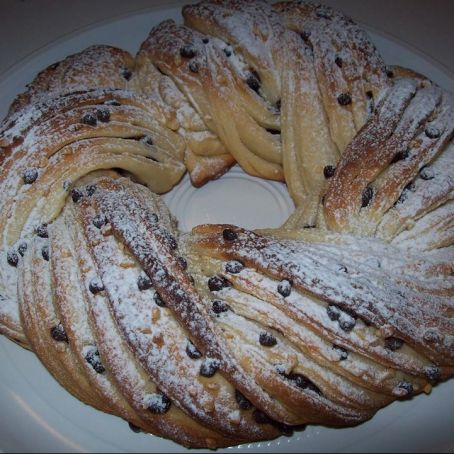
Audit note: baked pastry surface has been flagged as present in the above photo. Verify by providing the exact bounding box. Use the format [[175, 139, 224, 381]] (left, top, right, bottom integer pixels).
[[0, 0, 453, 449]]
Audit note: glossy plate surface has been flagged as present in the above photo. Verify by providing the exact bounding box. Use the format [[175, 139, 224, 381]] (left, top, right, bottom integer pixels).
[[0, 5, 453, 453]]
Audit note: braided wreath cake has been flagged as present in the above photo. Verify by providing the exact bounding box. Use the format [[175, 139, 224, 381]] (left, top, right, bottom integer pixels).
[[1, 0, 453, 449]]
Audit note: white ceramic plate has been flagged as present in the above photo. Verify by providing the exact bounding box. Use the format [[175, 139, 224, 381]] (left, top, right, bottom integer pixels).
[[1, 5, 453, 453]]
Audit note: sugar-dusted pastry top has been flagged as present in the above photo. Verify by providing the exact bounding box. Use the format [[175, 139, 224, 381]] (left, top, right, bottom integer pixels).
[[0, 0, 453, 449]]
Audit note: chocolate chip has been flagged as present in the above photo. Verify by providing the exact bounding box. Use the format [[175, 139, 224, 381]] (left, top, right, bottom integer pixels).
[[71, 188, 83, 203], [96, 108, 110, 123], [50, 324, 68, 343], [154, 292, 166, 307], [339, 265, 348, 273], [424, 365, 441, 382], [143, 136, 153, 146], [222, 228, 237, 241], [223, 48, 232, 57], [235, 390, 252, 410], [149, 213, 159, 223], [35, 224, 48, 239], [105, 100, 121, 106], [202, 38, 209, 44], [285, 373, 322, 395], [425, 125, 441, 139], [147, 392, 171, 414], [337, 93, 352, 106], [7, 250, 19, 267], [327, 304, 341, 321], [225, 260, 244, 274], [18, 242, 27, 257], [384, 337, 404, 351], [86, 185, 97, 196], [92, 214, 106, 229], [323, 165, 336, 178], [89, 279, 104, 294], [177, 256, 188, 270], [208, 275, 230, 291], [121, 68, 132, 80], [277, 279, 292, 297], [85, 347, 105, 374], [137, 274, 152, 291], [253, 409, 272, 424], [333, 345, 348, 361], [188, 61, 199, 73], [386, 67, 394, 78], [419, 165, 434, 180], [361, 186, 374, 207], [246, 73, 260, 93], [128, 422, 142, 433], [334, 56, 343, 68], [259, 331, 277, 347], [366, 90, 374, 99], [396, 380, 413, 396], [41, 245, 49, 261], [212, 299, 230, 314], [200, 358, 220, 377], [166, 233, 178, 250], [339, 313, 356, 332], [180, 45, 196, 59], [186, 340, 202, 359], [81, 113, 97, 126], [23, 168, 38, 184]]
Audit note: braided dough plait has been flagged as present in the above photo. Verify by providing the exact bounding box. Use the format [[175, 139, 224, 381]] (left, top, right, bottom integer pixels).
[[0, 0, 453, 449]]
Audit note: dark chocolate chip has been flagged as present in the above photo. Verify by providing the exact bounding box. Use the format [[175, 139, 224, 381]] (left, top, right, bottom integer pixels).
[[23, 168, 38, 184], [235, 390, 252, 410], [50, 323, 69, 343], [147, 392, 171, 414], [41, 245, 49, 261], [285, 373, 322, 395], [200, 358, 220, 377], [149, 213, 159, 223], [202, 38, 209, 44], [137, 274, 152, 291], [391, 149, 409, 163], [81, 112, 97, 126], [188, 61, 199, 73], [386, 67, 394, 78], [7, 250, 19, 267], [366, 90, 374, 99], [246, 73, 260, 93], [212, 299, 230, 314], [419, 165, 434, 180], [86, 185, 97, 196], [222, 228, 237, 241], [71, 188, 83, 203], [128, 422, 142, 433], [333, 345, 348, 361], [327, 304, 341, 321], [337, 93, 352, 106], [396, 380, 413, 396], [180, 45, 196, 59], [225, 260, 244, 274], [154, 292, 166, 307], [384, 336, 404, 351], [253, 409, 272, 424], [424, 365, 441, 382], [36, 224, 48, 238], [334, 56, 343, 68], [177, 256, 188, 270], [186, 340, 202, 359], [18, 242, 27, 257], [425, 125, 441, 139], [122, 68, 132, 80], [85, 347, 105, 374], [259, 331, 277, 347], [361, 186, 374, 207], [223, 48, 232, 57], [277, 279, 292, 298], [89, 279, 104, 294], [96, 108, 110, 123], [323, 165, 336, 178], [208, 275, 230, 291], [339, 313, 356, 332], [92, 214, 107, 229]]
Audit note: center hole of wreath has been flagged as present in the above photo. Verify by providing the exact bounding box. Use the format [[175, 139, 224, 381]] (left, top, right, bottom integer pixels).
[[163, 165, 295, 232]]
